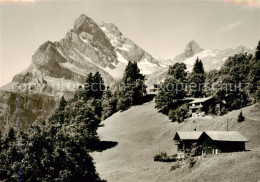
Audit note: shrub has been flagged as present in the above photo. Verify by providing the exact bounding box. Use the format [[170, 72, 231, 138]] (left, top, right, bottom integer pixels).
[[170, 162, 181, 171], [154, 152, 167, 161], [220, 107, 228, 116], [189, 157, 197, 168], [169, 104, 189, 123], [154, 152, 177, 162]]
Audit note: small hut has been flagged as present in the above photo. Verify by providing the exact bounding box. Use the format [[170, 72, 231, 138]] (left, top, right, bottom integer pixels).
[[173, 131, 203, 151]]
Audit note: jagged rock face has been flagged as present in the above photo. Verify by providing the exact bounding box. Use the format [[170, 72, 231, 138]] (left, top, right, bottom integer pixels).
[[184, 40, 203, 57], [174, 40, 203, 62], [11, 14, 160, 95], [100, 22, 159, 65], [0, 90, 57, 134], [100, 22, 160, 76], [1, 14, 161, 132]]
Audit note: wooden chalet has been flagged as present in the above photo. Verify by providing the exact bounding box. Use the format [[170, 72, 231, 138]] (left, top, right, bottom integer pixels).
[[188, 96, 221, 117], [197, 131, 249, 154]]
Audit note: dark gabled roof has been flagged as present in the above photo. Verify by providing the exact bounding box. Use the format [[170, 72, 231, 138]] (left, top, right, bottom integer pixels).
[[174, 131, 203, 140], [189, 97, 214, 104], [202, 131, 249, 142]]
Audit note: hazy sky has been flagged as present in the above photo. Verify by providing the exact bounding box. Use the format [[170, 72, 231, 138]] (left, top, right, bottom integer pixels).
[[0, 0, 260, 86]]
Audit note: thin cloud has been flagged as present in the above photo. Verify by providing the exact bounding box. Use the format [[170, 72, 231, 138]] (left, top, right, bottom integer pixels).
[[216, 20, 244, 33]]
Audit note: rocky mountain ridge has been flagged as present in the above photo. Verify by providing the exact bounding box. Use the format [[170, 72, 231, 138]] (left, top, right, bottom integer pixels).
[[10, 14, 161, 96], [149, 41, 255, 84]]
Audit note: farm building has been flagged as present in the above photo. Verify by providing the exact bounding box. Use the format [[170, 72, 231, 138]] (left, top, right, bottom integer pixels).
[[197, 131, 249, 154], [188, 96, 221, 117], [173, 131, 203, 151]]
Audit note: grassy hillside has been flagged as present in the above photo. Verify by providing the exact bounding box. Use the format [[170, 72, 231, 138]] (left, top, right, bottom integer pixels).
[[91, 101, 260, 181]]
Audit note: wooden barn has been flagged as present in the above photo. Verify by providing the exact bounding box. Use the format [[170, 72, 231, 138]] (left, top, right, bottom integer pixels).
[[197, 131, 249, 154], [173, 131, 203, 151]]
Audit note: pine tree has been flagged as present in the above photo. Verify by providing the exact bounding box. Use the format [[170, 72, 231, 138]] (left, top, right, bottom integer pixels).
[[238, 110, 245, 122], [82, 72, 105, 101], [84, 72, 94, 100], [123, 61, 145, 83], [92, 72, 105, 99], [192, 57, 204, 74], [49, 96, 67, 124], [255, 40, 260, 60], [59, 96, 67, 111], [6, 128, 15, 143], [117, 61, 146, 109], [189, 57, 205, 98]]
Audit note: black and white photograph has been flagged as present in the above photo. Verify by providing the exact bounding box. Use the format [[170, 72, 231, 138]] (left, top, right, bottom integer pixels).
[[0, 0, 260, 181]]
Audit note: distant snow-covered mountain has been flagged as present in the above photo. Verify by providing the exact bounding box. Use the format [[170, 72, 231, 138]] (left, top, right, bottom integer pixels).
[[147, 40, 255, 84], [177, 41, 254, 72]]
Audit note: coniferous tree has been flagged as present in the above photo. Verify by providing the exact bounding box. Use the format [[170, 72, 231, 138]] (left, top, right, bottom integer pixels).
[[59, 96, 67, 111], [238, 110, 245, 122], [189, 57, 205, 98], [255, 40, 260, 60], [49, 96, 67, 124], [84, 72, 94, 100], [117, 61, 146, 110], [92, 72, 105, 99], [81, 72, 105, 101]]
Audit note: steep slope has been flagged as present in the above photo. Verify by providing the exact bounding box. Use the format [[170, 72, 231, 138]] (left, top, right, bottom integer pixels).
[[91, 101, 260, 181]]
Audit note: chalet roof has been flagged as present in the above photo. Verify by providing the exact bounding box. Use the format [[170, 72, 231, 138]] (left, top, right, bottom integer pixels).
[[189, 97, 214, 104], [203, 131, 249, 142], [174, 131, 203, 140]]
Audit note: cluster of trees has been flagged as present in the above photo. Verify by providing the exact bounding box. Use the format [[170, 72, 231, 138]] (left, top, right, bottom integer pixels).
[[155, 59, 204, 122], [0, 61, 147, 181], [207, 40, 260, 111], [0, 95, 104, 181], [102, 61, 147, 119], [156, 40, 260, 122]]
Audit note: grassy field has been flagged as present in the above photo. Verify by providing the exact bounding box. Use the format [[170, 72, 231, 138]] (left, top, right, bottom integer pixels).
[[91, 101, 260, 181]]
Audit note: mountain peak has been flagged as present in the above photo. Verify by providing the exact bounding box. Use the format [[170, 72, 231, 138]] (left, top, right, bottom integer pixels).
[[73, 14, 98, 32], [184, 40, 203, 56]]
